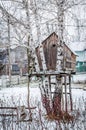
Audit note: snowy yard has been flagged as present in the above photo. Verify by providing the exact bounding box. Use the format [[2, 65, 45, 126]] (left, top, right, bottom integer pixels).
[[0, 82, 86, 110], [0, 83, 86, 102], [72, 73, 86, 84], [0, 83, 86, 130]]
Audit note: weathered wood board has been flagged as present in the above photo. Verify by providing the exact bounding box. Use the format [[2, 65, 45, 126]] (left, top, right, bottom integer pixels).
[[35, 32, 76, 73]]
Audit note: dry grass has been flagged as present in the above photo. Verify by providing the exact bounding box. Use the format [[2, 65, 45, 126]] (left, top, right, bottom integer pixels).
[[0, 95, 86, 130]]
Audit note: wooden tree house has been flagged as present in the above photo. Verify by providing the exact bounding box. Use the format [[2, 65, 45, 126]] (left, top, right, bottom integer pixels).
[[31, 32, 76, 118]]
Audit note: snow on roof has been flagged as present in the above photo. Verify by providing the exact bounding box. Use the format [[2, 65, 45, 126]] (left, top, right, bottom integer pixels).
[[69, 41, 86, 51], [64, 43, 78, 56]]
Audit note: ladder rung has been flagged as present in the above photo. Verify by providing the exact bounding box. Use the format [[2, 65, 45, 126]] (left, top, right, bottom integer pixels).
[[50, 83, 70, 85], [62, 83, 69, 85], [63, 92, 71, 95], [51, 82, 56, 85], [51, 92, 59, 94], [51, 92, 71, 95]]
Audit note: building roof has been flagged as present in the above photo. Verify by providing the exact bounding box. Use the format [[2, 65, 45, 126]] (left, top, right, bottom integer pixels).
[[41, 32, 77, 56]]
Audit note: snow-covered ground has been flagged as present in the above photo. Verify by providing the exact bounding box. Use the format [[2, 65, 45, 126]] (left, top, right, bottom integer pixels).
[[0, 75, 27, 88], [0, 83, 86, 104], [0, 83, 86, 130], [72, 73, 86, 83]]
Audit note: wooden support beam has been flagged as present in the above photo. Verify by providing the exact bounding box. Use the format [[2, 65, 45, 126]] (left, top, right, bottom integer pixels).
[[0, 107, 36, 110], [31, 71, 71, 77], [64, 75, 68, 112], [48, 75, 53, 111], [69, 75, 73, 111], [0, 114, 17, 117], [48, 75, 51, 91], [61, 78, 64, 111]]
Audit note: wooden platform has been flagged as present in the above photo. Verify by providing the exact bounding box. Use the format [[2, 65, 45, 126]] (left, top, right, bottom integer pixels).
[[30, 70, 75, 77]]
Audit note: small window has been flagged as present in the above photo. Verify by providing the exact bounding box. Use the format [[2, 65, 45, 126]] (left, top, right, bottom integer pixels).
[[52, 44, 56, 47]]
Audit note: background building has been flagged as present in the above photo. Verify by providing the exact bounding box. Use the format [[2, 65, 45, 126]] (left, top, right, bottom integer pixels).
[[76, 49, 86, 72], [0, 46, 28, 76]]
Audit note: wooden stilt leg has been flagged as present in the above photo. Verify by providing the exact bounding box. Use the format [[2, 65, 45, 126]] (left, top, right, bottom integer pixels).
[[69, 75, 73, 111], [48, 76, 53, 113], [61, 76, 64, 111], [64, 75, 67, 112]]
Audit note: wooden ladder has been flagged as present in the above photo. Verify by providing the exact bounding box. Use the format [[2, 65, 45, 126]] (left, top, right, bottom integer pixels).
[[62, 75, 73, 112], [48, 74, 73, 112]]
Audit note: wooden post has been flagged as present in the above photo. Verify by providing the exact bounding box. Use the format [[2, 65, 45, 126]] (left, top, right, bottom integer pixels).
[[48, 75, 53, 112], [64, 75, 67, 112], [61, 76, 64, 111], [27, 36, 30, 107], [69, 75, 73, 111], [27, 36, 32, 120], [53, 75, 62, 115], [57, 75, 62, 112], [48, 75, 51, 91], [7, 15, 11, 85]]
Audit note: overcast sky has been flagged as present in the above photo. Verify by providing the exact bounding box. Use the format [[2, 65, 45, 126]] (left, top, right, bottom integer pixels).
[[0, 0, 86, 51]]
